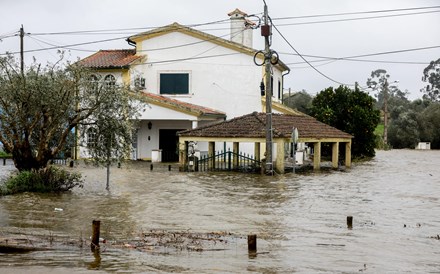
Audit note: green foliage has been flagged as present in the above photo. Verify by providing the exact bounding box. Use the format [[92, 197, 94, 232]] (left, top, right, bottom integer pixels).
[[0, 54, 142, 172], [1, 166, 83, 195], [421, 58, 440, 102], [0, 150, 10, 157], [310, 85, 380, 158], [283, 90, 313, 114], [388, 110, 420, 149], [418, 102, 440, 148]]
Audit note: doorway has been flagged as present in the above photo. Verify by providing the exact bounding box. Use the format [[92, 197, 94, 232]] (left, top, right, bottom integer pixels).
[[159, 129, 183, 162]]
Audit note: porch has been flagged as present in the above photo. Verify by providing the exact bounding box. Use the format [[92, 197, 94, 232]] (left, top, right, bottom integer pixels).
[[178, 112, 353, 174]]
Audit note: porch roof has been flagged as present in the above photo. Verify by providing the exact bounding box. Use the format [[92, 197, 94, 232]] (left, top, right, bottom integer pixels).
[[139, 92, 226, 119], [79, 49, 142, 69], [178, 112, 352, 141]]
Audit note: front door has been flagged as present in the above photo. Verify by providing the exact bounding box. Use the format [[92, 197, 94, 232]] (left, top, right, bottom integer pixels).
[[159, 129, 182, 162]]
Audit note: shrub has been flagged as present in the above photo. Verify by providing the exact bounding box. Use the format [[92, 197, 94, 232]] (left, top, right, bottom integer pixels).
[[2, 166, 83, 195]]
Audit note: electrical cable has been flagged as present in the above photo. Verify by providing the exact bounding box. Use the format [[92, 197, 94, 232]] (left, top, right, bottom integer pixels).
[[272, 22, 351, 86], [274, 10, 440, 27], [272, 5, 440, 20]]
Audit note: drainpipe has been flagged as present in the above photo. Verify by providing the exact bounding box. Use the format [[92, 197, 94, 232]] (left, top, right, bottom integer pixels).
[[281, 68, 290, 104]]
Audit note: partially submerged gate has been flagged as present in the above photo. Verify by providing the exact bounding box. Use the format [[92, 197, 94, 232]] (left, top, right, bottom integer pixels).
[[195, 150, 261, 173]]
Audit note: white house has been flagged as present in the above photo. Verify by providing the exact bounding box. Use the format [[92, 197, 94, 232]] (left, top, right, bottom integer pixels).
[[80, 9, 300, 162]]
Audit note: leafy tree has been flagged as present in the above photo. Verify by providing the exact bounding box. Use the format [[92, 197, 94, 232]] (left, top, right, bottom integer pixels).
[[421, 58, 440, 101], [283, 90, 313, 114], [0, 54, 141, 174], [388, 110, 420, 149], [366, 69, 403, 145], [418, 102, 440, 148], [310, 85, 380, 158]]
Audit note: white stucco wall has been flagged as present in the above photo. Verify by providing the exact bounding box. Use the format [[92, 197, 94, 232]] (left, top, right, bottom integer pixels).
[[132, 31, 285, 120]]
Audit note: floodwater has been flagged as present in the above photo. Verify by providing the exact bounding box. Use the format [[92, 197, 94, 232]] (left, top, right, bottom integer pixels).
[[0, 150, 439, 273]]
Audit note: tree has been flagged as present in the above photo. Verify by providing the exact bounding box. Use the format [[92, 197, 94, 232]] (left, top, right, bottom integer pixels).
[[388, 110, 420, 149], [0, 54, 141, 173], [283, 90, 313, 114], [310, 85, 380, 158], [418, 102, 440, 148], [421, 58, 440, 101], [366, 69, 402, 145]]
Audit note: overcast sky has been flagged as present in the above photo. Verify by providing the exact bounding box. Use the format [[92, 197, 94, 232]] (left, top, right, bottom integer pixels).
[[1, 0, 439, 99]]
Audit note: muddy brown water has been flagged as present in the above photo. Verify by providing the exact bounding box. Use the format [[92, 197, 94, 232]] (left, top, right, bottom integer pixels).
[[0, 150, 439, 273]]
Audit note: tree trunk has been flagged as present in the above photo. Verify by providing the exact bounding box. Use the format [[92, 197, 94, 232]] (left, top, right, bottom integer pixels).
[[12, 143, 50, 171]]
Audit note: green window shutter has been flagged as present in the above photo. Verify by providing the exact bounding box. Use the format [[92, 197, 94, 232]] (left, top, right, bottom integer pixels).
[[160, 73, 189, 94]]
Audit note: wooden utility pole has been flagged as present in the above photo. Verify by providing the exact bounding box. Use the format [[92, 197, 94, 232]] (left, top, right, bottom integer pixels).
[[383, 79, 389, 145], [20, 25, 24, 75], [262, 2, 273, 174]]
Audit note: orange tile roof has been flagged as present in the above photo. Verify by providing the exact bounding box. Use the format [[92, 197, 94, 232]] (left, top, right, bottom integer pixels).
[[79, 49, 141, 69], [140, 92, 226, 118], [178, 112, 353, 140]]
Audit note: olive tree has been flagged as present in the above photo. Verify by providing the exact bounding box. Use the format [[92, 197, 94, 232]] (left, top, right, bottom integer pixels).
[[0, 54, 141, 174]]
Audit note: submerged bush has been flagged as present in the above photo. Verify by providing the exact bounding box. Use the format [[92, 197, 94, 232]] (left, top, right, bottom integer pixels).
[[1, 166, 83, 195]]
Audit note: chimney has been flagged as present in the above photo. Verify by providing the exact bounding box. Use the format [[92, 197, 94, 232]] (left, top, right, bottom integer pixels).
[[228, 8, 254, 48]]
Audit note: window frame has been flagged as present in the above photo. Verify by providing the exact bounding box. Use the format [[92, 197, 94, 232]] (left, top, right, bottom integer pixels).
[[104, 74, 116, 89], [159, 72, 191, 95], [87, 127, 98, 148]]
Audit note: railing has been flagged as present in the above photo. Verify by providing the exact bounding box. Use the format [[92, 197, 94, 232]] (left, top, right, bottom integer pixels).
[[196, 150, 261, 173]]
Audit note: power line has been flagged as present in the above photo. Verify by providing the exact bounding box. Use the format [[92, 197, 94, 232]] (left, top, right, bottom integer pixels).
[[274, 10, 440, 27], [272, 5, 440, 20], [272, 22, 351, 86], [280, 45, 440, 65]]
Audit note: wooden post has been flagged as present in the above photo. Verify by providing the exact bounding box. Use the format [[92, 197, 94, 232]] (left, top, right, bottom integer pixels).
[[91, 220, 100, 251], [150, 164, 153, 171], [248, 234, 257, 253], [3, 158, 5, 166], [347, 216, 353, 229], [168, 164, 171, 171]]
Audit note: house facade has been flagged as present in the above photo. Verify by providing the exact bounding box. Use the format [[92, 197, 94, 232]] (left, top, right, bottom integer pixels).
[[80, 9, 299, 162]]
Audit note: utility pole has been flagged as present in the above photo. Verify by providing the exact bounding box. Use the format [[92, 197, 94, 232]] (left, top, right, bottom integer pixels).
[[20, 25, 24, 76], [262, 2, 273, 174], [383, 79, 389, 145]]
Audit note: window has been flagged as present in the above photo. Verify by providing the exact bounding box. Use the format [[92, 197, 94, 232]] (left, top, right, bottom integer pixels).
[[160, 73, 189, 95], [87, 128, 98, 148], [89, 74, 99, 91], [104, 74, 116, 89], [278, 80, 281, 100]]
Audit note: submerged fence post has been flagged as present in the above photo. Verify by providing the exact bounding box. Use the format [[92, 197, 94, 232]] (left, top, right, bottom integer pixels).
[[248, 234, 257, 253], [91, 220, 100, 251], [347, 216, 353, 229]]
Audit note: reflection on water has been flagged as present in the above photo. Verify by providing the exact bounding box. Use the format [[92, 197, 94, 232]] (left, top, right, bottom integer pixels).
[[0, 150, 439, 273]]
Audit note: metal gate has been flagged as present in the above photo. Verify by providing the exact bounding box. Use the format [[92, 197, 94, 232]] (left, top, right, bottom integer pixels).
[[196, 150, 261, 173]]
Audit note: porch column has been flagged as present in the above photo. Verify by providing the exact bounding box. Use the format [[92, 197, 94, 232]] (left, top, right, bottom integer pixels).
[[254, 142, 261, 161], [313, 142, 321, 170], [179, 141, 188, 171], [332, 142, 339, 169], [233, 142, 239, 169], [275, 139, 285, 174], [208, 142, 215, 170], [345, 141, 352, 168]]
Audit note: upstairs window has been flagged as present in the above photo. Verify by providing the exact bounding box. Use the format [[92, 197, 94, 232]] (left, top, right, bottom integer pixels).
[[104, 74, 116, 89], [160, 73, 189, 95]]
